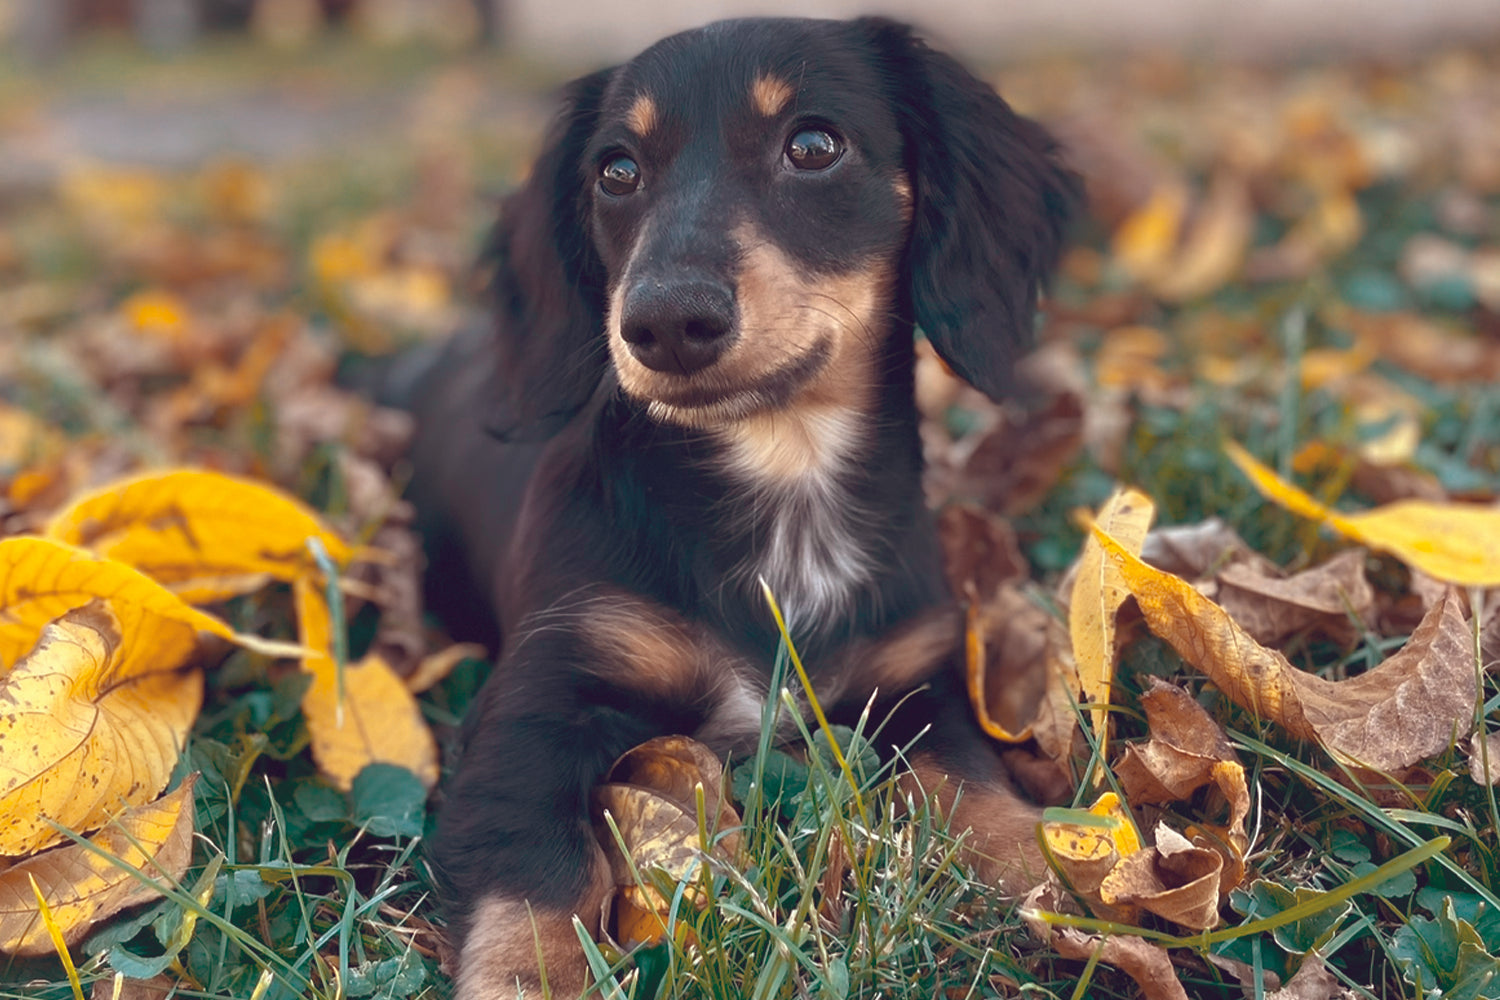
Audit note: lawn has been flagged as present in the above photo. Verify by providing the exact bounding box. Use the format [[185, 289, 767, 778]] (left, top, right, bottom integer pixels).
[[1, 27, 1500, 1000]]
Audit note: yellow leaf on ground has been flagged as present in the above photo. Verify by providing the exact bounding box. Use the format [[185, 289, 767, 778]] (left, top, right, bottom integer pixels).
[[1094, 527, 1477, 772], [294, 579, 438, 791], [592, 736, 741, 949], [1070, 487, 1155, 745], [1226, 441, 1500, 586], [1113, 182, 1188, 282], [1041, 792, 1141, 899], [1151, 173, 1254, 302], [0, 776, 196, 955], [0, 536, 299, 672], [46, 468, 353, 604], [0, 604, 202, 856]]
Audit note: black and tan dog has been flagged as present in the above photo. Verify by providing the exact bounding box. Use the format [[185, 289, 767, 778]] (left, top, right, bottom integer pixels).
[[384, 16, 1078, 997]]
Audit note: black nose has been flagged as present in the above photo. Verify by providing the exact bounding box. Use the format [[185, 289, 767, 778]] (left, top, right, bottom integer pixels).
[[619, 281, 736, 376]]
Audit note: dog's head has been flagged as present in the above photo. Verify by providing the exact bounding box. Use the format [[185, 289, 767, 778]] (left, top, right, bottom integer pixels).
[[485, 17, 1079, 440]]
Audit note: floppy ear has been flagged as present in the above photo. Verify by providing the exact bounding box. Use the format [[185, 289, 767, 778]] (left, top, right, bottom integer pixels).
[[482, 68, 615, 441], [864, 20, 1081, 401]]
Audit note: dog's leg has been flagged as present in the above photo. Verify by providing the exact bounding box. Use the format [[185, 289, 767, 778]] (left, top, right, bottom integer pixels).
[[434, 654, 665, 1000], [894, 673, 1047, 894]]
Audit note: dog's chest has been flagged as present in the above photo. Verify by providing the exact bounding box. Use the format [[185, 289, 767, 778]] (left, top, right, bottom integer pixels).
[[715, 409, 875, 633]]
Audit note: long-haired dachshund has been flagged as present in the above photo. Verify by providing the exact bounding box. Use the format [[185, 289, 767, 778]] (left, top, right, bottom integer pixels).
[[383, 16, 1078, 998]]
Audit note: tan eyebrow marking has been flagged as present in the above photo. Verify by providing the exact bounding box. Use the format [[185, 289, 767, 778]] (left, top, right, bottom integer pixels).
[[626, 94, 658, 136], [751, 74, 796, 117]]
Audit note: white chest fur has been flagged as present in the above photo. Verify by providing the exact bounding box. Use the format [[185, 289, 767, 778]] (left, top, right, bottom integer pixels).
[[716, 406, 875, 634]]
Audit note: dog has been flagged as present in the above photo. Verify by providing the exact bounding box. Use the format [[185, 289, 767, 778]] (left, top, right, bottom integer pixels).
[[382, 16, 1078, 998]]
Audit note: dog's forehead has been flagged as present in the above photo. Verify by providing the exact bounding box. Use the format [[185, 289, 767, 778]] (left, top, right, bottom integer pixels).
[[604, 18, 890, 132]]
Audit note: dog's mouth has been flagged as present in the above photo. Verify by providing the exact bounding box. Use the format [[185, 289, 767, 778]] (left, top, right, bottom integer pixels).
[[636, 336, 833, 423]]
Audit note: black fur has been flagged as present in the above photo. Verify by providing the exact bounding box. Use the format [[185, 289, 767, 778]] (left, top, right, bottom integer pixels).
[[387, 17, 1079, 996]]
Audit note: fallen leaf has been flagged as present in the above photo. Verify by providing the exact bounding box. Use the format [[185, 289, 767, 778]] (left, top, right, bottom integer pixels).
[[593, 736, 741, 949], [1215, 548, 1376, 647], [1098, 823, 1224, 931], [1030, 923, 1188, 1000], [1469, 732, 1500, 786], [0, 604, 202, 856], [0, 536, 298, 671], [46, 468, 354, 604], [1095, 527, 1477, 772], [1070, 487, 1155, 744], [0, 776, 196, 955], [1041, 792, 1141, 897], [938, 504, 1028, 603], [294, 578, 439, 791], [1140, 518, 1271, 581], [1151, 173, 1254, 301], [1267, 955, 1341, 1000], [1114, 679, 1250, 894], [1227, 441, 1500, 586], [1113, 181, 1188, 281], [965, 587, 1052, 743]]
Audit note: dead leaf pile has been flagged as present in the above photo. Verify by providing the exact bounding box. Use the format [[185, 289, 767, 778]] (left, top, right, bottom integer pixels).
[[0, 466, 440, 954]]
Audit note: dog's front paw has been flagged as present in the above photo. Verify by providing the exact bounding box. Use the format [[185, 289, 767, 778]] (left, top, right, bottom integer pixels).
[[455, 896, 597, 1000]]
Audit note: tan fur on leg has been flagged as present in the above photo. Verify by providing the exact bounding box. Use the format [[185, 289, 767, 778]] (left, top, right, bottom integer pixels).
[[456, 846, 612, 1000], [905, 751, 1047, 894]]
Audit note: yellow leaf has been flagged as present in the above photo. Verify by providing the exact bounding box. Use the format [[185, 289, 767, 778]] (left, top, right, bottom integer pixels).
[[1041, 792, 1141, 904], [1070, 487, 1156, 745], [592, 737, 741, 949], [119, 290, 190, 343], [295, 579, 438, 791], [46, 468, 353, 604], [1093, 526, 1477, 771], [0, 604, 201, 856], [0, 536, 299, 672], [1113, 183, 1188, 281], [1226, 441, 1500, 586], [1150, 174, 1254, 302], [0, 777, 196, 955]]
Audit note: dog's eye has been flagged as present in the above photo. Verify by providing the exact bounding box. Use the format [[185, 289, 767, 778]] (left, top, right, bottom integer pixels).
[[785, 128, 843, 171], [599, 155, 641, 195]]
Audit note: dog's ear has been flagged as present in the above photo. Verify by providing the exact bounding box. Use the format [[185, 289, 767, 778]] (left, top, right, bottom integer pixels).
[[482, 68, 614, 441], [864, 20, 1080, 401]]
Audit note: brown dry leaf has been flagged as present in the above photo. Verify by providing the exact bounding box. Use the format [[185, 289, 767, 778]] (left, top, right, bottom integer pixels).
[[965, 587, 1051, 743], [1215, 548, 1376, 647], [91, 974, 182, 1000], [1071, 487, 1155, 745], [1036, 926, 1189, 1000], [0, 776, 196, 955], [1095, 526, 1477, 772], [46, 468, 354, 605], [294, 578, 439, 791], [0, 603, 202, 856], [1267, 956, 1341, 1000], [0, 536, 296, 670], [593, 737, 741, 949], [1114, 679, 1250, 893], [938, 504, 1028, 603], [947, 388, 1085, 516], [1227, 441, 1500, 587], [1098, 823, 1223, 931], [1469, 732, 1500, 786], [1140, 518, 1270, 581]]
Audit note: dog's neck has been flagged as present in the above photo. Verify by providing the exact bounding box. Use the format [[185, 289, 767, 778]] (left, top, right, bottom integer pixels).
[[591, 366, 943, 656]]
